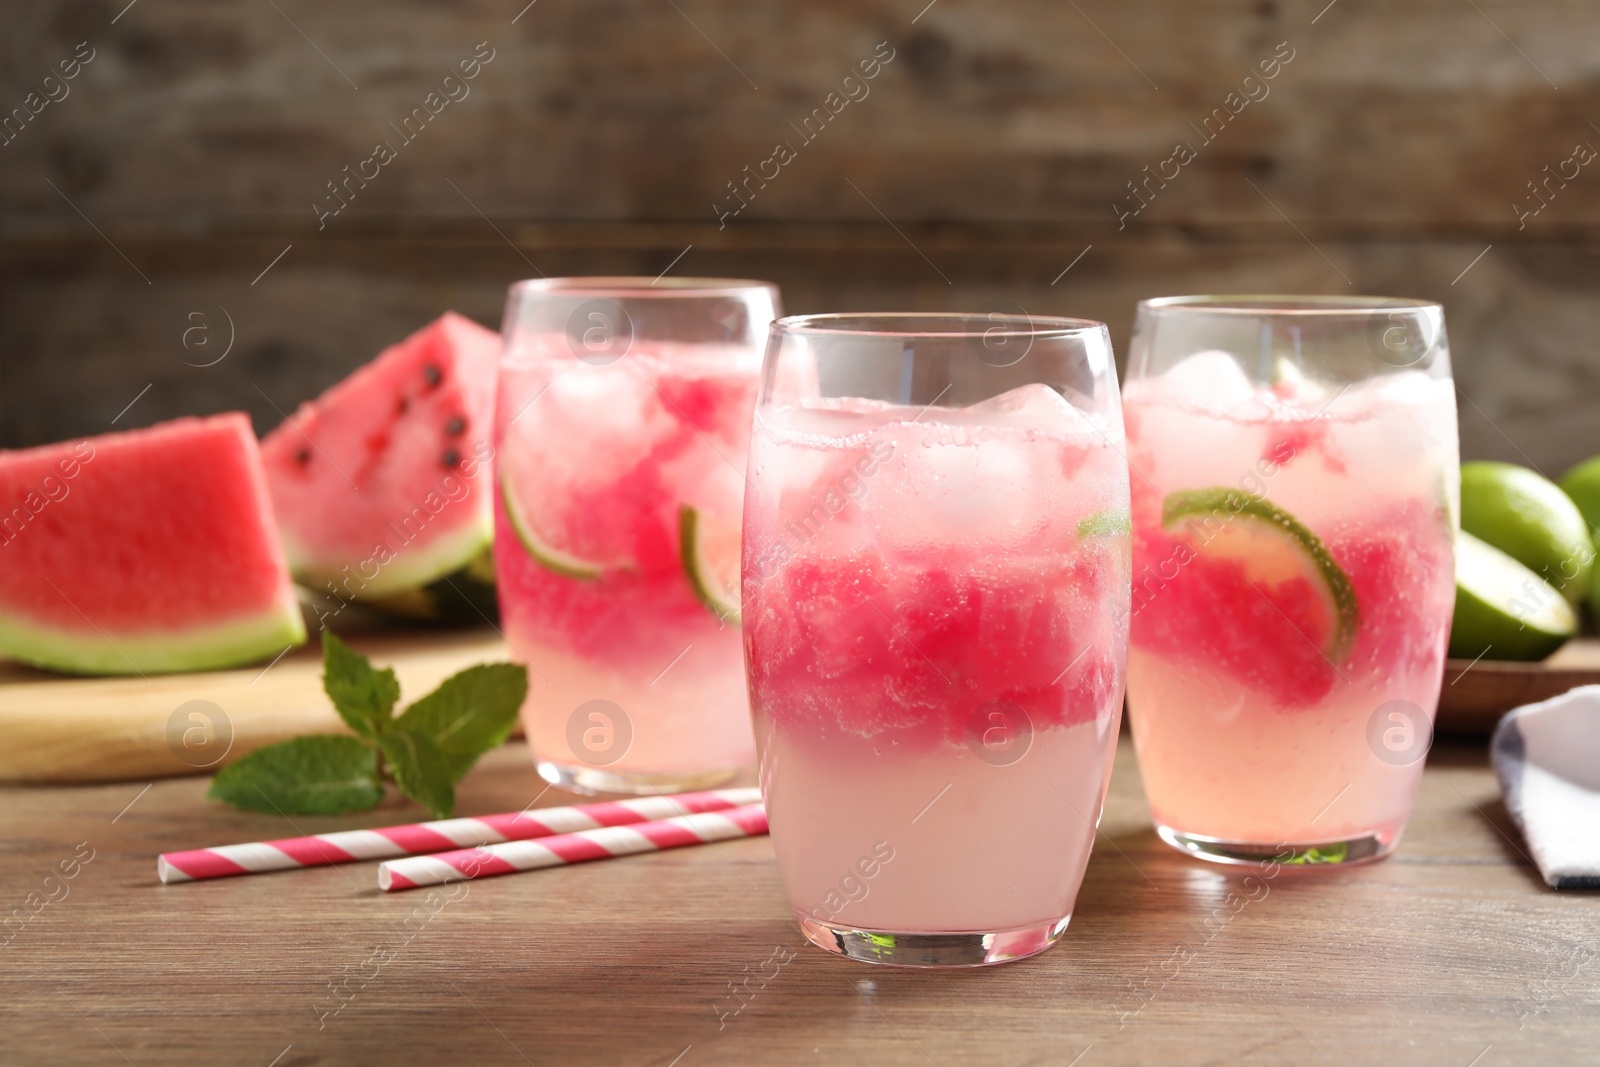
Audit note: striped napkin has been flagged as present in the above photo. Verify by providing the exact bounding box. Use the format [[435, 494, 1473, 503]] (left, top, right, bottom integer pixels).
[[1491, 685, 1600, 889]]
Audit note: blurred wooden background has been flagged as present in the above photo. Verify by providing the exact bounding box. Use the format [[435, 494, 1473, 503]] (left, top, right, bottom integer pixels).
[[3, 0, 1599, 472]]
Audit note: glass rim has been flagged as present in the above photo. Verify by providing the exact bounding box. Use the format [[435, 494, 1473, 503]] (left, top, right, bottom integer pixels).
[[508, 276, 779, 299], [1137, 294, 1442, 316], [771, 311, 1107, 340]]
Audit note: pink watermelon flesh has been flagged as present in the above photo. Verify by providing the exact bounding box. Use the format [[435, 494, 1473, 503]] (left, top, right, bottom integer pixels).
[[260, 312, 500, 605], [742, 543, 1126, 750], [0, 414, 306, 675]]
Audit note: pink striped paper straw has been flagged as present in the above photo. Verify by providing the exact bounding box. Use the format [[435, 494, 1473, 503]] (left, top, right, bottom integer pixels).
[[376, 802, 768, 891], [157, 787, 761, 884]]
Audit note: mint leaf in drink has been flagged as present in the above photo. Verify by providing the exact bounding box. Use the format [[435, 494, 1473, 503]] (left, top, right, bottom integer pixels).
[[379, 729, 456, 820], [208, 736, 383, 816], [394, 663, 528, 781], [321, 630, 399, 741], [1278, 842, 1350, 865]]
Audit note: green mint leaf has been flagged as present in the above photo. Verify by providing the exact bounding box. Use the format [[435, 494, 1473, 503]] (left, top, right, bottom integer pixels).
[[208, 736, 383, 816], [379, 729, 455, 820], [321, 630, 399, 741], [393, 663, 528, 782]]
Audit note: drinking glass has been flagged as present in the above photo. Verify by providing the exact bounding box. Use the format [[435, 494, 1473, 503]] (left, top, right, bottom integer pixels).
[[1123, 295, 1458, 866], [743, 313, 1130, 966], [495, 277, 781, 794]]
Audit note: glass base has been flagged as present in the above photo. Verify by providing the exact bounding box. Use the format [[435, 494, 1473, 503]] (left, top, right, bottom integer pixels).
[[795, 912, 1071, 968], [1156, 824, 1395, 868], [536, 760, 741, 797]]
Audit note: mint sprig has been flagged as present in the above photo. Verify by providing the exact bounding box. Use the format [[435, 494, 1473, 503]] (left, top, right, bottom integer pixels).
[[394, 663, 528, 780], [208, 736, 384, 816], [208, 632, 528, 819], [321, 633, 399, 741]]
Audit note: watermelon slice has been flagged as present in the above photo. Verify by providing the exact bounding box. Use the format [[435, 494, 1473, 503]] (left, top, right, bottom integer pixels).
[[0, 414, 306, 674], [260, 313, 501, 619]]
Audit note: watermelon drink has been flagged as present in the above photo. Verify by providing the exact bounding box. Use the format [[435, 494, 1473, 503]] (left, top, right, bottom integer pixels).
[[495, 278, 779, 794], [1123, 297, 1458, 866], [744, 314, 1130, 967]]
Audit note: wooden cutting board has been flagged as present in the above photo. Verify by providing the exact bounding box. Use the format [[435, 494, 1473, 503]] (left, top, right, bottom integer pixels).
[[0, 629, 508, 784], [1, 626, 1578, 784]]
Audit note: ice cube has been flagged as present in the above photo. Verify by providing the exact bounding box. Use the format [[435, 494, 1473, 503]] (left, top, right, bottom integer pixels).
[[956, 382, 1096, 436], [1142, 349, 1257, 410], [764, 397, 898, 443], [512, 361, 678, 487], [1348, 368, 1449, 410], [868, 420, 1048, 551]]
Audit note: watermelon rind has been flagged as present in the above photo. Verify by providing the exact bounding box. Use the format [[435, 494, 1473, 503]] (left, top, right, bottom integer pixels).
[[0, 593, 306, 675], [282, 513, 492, 601], [363, 548, 499, 622]]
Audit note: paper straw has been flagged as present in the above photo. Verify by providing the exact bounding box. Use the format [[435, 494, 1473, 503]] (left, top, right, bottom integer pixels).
[[376, 802, 769, 891], [157, 787, 762, 884]]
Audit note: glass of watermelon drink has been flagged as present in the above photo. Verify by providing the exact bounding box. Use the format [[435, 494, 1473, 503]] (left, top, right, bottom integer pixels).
[[743, 313, 1131, 966], [1123, 296, 1459, 867], [495, 278, 780, 795]]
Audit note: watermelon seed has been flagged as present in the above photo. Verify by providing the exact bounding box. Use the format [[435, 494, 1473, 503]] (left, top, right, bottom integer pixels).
[[423, 364, 442, 387], [294, 448, 311, 465], [441, 448, 461, 468], [396, 396, 410, 415], [445, 416, 466, 436]]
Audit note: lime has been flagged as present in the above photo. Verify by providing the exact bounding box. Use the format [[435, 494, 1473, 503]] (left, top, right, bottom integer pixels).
[[1460, 462, 1592, 605], [1076, 508, 1130, 539], [1269, 356, 1328, 400], [1450, 531, 1575, 661], [1558, 454, 1600, 537], [1162, 489, 1360, 661], [500, 463, 608, 581], [679, 505, 741, 622]]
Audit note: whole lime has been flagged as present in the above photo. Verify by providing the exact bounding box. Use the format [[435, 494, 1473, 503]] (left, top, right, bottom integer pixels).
[[1558, 454, 1600, 536], [1459, 461, 1593, 606]]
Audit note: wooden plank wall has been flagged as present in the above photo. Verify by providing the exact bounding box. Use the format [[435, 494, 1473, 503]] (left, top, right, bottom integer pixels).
[[3, 0, 1598, 473]]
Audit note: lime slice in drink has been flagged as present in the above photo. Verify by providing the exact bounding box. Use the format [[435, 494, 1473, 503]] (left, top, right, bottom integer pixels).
[[679, 505, 741, 622], [500, 460, 610, 581], [1461, 461, 1592, 606], [1076, 508, 1131, 540], [1269, 356, 1327, 400], [1450, 531, 1575, 661], [1162, 488, 1360, 662]]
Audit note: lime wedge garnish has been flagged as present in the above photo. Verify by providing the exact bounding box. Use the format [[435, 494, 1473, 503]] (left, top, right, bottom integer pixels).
[[1162, 488, 1360, 662], [1270, 356, 1304, 388], [1077, 508, 1130, 539], [1450, 531, 1575, 661], [500, 464, 608, 581], [679, 505, 741, 623]]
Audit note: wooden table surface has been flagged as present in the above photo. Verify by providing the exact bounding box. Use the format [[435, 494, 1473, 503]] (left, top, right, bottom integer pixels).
[[3, 738, 1596, 1066]]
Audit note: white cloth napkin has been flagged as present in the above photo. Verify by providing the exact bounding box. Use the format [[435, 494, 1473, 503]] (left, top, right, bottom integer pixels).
[[1491, 685, 1600, 889]]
